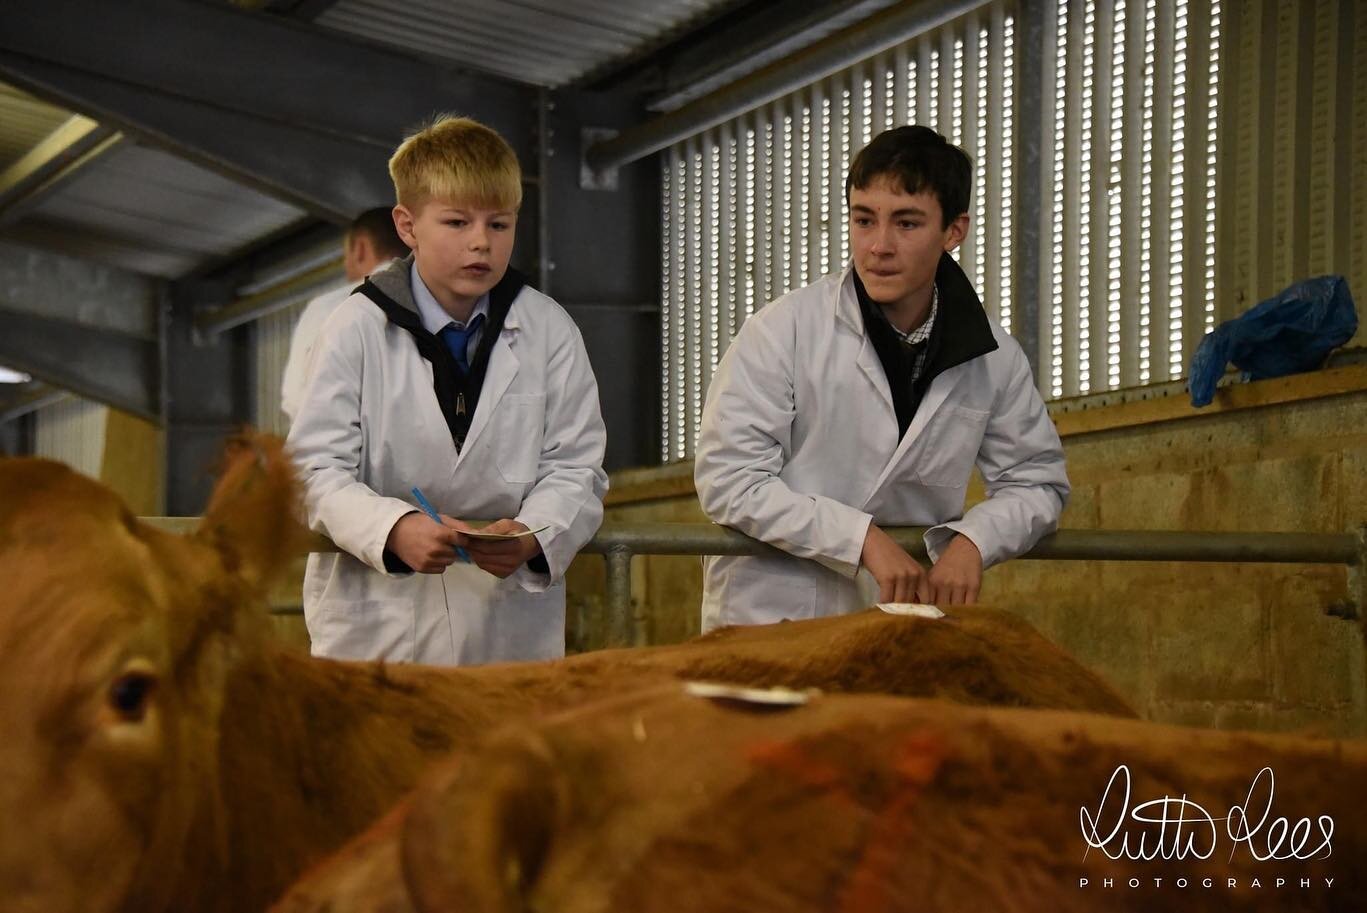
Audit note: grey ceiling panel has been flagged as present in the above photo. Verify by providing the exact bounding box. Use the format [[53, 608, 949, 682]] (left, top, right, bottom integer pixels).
[[317, 0, 731, 87], [17, 144, 306, 276]]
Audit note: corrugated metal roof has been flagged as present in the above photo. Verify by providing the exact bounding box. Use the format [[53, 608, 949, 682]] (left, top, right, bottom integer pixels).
[[18, 142, 307, 277], [0, 83, 74, 171], [316, 0, 735, 87], [647, 0, 905, 111]]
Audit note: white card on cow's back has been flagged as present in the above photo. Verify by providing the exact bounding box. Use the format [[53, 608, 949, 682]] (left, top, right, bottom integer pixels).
[[462, 524, 549, 541], [683, 681, 817, 707], [877, 602, 945, 619]]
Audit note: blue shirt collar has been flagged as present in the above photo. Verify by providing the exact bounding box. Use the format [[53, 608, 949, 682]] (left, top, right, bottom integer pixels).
[[410, 260, 490, 336]]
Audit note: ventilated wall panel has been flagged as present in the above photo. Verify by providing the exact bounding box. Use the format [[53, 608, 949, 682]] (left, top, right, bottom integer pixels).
[[34, 397, 108, 479]]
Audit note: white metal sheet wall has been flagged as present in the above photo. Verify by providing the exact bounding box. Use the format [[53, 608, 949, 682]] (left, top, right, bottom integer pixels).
[[660, 2, 1019, 461], [34, 397, 108, 479], [658, 0, 1234, 460], [253, 300, 307, 439], [1039, 0, 1222, 399], [1217, 0, 1367, 353]]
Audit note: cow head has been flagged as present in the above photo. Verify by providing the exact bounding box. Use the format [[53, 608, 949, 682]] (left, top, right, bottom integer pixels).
[[0, 435, 307, 913]]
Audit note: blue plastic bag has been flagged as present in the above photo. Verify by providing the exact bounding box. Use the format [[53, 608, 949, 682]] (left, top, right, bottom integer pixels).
[[1188, 275, 1357, 406]]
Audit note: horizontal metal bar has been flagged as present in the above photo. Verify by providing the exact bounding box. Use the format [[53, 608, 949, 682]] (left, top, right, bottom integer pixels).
[[234, 240, 343, 297], [0, 305, 160, 420], [196, 258, 344, 337], [584, 523, 1360, 566], [585, 0, 986, 172], [0, 381, 66, 423], [1014, 529, 1360, 565], [140, 519, 1361, 567]]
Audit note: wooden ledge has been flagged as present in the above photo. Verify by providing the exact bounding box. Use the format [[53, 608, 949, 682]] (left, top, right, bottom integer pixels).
[[605, 365, 1367, 508], [1050, 364, 1367, 437]]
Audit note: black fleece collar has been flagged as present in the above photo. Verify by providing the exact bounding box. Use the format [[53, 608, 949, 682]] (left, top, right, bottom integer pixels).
[[854, 252, 999, 437], [854, 251, 998, 378], [357, 263, 527, 451]]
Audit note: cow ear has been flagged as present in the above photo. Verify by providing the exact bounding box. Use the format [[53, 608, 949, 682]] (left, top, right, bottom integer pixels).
[[402, 731, 567, 913], [196, 433, 310, 591]]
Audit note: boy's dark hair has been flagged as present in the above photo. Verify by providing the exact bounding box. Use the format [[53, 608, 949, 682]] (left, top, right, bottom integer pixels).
[[349, 207, 408, 260], [845, 126, 971, 228]]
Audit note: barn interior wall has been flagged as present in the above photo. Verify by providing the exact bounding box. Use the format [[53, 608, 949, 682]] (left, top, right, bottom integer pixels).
[[564, 382, 1367, 737], [32, 395, 107, 478], [0, 414, 29, 455], [1216, 0, 1366, 352], [99, 407, 164, 515], [540, 88, 663, 471]]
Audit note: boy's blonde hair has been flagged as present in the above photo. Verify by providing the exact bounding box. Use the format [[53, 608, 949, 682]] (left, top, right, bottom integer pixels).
[[388, 115, 522, 211]]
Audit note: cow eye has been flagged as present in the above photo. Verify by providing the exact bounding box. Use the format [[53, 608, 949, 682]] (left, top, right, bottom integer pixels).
[[108, 672, 157, 721]]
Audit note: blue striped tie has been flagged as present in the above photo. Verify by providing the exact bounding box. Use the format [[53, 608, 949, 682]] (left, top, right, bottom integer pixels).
[[439, 313, 485, 375]]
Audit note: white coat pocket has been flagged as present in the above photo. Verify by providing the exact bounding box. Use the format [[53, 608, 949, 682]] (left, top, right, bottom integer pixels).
[[307, 599, 415, 663], [494, 393, 546, 484], [913, 405, 990, 488], [716, 554, 818, 627], [485, 579, 566, 662]]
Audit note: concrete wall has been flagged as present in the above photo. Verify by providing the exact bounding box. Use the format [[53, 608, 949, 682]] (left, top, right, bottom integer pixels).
[[992, 390, 1367, 738], [565, 374, 1367, 737]]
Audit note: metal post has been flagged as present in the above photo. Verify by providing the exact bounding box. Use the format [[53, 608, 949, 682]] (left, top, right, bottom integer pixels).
[[537, 87, 554, 294], [631, 557, 650, 649], [604, 545, 634, 648], [1014, 0, 1046, 383]]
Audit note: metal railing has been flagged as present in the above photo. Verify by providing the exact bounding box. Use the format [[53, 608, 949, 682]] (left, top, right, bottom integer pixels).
[[582, 523, 1366, 646], [145, 518, 1365, 646]]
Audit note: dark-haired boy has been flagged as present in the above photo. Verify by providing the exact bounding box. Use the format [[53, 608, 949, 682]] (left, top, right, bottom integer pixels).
[[695, 125, 1068, 630]]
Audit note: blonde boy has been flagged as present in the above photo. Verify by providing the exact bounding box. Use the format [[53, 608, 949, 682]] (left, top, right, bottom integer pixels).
[[287, 116, 608, 665]]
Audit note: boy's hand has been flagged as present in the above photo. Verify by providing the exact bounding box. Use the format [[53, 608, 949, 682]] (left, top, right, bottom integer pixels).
[[860, 523, 930, 603], [386, 511, 470, 573], [462, 519, 543, 579], [925, 534, 982, 605]]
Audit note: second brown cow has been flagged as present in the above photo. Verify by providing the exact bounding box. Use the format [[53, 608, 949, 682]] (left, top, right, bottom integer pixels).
[[281, 686, 1364, 913]]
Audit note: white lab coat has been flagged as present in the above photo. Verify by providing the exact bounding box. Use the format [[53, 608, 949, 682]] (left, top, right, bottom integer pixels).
[[281, 260, 399, 424], [280, 282, 353, 424], [286, 258, 608, 665], [694, 262, 1068, 631]]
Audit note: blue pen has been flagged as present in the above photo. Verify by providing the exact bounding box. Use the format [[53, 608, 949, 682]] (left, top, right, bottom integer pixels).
[[410, 486, 471, 564]]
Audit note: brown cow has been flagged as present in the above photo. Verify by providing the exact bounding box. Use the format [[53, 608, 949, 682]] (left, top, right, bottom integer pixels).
[[280, 686, 1366, 913], [0, 436, 1130, 913]]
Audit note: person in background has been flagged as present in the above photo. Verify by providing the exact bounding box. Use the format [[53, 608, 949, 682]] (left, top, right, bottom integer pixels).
[[694, 125, 1068, 631], [286, 115, 607, 666], [280, 207, 407, 423]]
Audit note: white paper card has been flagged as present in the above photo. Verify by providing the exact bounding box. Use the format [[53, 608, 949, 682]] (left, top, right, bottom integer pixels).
[[877, 602, 946, 619], [683, 681, 817, 706], [462, 524, 549, 541]]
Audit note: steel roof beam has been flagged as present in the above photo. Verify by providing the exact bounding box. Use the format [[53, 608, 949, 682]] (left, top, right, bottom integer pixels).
[[0, 381, 66, 424], [585, 0, 986, 172], [0, 305, 160, 420], [0, 114, 121, 228], [0, 0, 536, 221]]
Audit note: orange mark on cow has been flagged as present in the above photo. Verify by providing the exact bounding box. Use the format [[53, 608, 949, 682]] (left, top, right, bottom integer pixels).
[[839, 732, 947, 913], [745, 738, 851, 797], [745, 730, 947, 912]]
